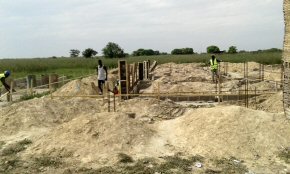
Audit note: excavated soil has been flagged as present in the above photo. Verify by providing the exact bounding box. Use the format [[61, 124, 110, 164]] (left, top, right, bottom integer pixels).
[[0, 62, 289, 174]]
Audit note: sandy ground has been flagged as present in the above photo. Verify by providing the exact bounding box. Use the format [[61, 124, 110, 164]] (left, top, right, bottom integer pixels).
[[0, 62, 289, 174]]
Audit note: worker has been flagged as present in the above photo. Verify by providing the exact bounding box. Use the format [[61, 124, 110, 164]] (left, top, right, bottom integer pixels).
[[112, 80, 119, 95], [0, 70, 12, 92], [107, 80, 119, 95], [209, 55, 222, 83], [96, 59, 108, 95]]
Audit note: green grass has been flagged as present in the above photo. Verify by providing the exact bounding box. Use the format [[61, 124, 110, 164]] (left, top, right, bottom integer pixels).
[[278, 148, 290, 163], [34, 155, 62, 167], [213, 157, 248, 173], [118, 153, 134, 163], [0, 141, 5, 150], [0, 52, 282, 79], [20, 91, 50, 101]]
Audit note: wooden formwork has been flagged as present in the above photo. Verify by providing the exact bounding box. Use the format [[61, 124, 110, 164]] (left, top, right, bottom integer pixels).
[[118, 60, 153, 98], [283, 0, 290, 118]]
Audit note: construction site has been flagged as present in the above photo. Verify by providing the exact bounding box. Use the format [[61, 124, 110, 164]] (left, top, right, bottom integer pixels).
[[0, 58, 289, 174], [0, 1, 290, 174]]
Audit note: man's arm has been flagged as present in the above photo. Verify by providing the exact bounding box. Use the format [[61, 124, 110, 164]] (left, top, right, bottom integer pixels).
[[0, 77, 10, 91], [104, 66, 108, 80]]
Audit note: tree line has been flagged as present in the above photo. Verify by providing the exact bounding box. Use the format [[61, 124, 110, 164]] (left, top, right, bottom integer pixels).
[[70, 42, 282, 58]]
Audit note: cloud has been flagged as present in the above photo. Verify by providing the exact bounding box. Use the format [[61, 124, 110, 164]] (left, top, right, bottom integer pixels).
[[0, 0, 284, 58]]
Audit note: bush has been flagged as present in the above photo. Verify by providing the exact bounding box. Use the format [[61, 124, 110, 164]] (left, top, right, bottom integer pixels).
[[228, 46, 237, 54], [263, 48, 282, 53], [207, 45, 220, 54], [171, 48, 194, 55], [132, 49, 160, 56], [102, 42, 125, 58], [171, 49, 183, 55], [69, 49, 80, 57], [82, 48, 97, 58]]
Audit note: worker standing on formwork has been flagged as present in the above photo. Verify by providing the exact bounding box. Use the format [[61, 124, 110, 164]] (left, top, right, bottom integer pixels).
[[209, 55, 222, 83]]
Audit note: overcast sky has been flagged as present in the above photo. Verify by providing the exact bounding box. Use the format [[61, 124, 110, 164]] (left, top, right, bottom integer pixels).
[[0, 0, 284, 58]]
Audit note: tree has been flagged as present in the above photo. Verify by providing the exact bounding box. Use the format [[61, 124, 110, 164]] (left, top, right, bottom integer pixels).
[[171, 48, 194, 55], [171, 49, 183, 55], [70, 49, 80, 57], [182, 48, 194, 54], [154, 50, 160, 55], [228, 46, 237, 54], [102, 42, 125, 58], [132, 49, 159, 56], [82, 48, 97, 58], [207, 45, 220, 54], [263, 48, 282, 52]]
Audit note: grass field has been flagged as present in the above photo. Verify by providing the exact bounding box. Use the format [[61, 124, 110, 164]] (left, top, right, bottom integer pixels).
[[0, 52, 282, 79]]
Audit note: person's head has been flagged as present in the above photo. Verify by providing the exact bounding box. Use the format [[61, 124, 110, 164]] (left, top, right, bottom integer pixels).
[[98, 59, 103, 66], [211, 55, 215, 59], [4, 70, 10, 77]]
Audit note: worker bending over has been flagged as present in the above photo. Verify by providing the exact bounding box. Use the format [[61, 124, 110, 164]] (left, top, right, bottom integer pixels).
[[0, 70, 12, 92]]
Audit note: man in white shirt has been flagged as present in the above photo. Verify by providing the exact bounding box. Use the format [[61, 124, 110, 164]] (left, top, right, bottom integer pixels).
[[97, 60, 108, 95]]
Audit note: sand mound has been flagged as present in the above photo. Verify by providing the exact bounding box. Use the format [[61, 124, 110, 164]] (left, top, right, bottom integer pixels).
[[153, 63, 212, 82], [167, 106, 289, 158], [20, 105, 289, 170], [142, 62, 278, 94], [53, 76, 98, 96], [141, 81, 217, 93], [53, 71, 118, 96], [226, 62, 260, 74], [116, 98, 186, 120], [0, 97, 103, 137], [24, 112, 155, 166], [149, 105, 290, 173], [0, 62, 288, 173], [253, 92, 284, 113]]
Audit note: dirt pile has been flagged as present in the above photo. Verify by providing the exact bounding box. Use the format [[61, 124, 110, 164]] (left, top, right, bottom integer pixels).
[[53, 76, 98, 96], [11, 105, 289, 173], [53, 70, 118, 96], [142, 62, 280, 94], [0, 97, 104, 137], [226, 62, 260, 73], [168, 106, 289, 158], [0, 62, 288, 173], [23, 112, 155, 167], [155, 106, 290, 173], [249, 91, 284, 113], [116, 98, 186, 121]]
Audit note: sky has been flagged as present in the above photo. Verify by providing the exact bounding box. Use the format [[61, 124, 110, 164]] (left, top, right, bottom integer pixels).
[[0, 0, 284, 58]]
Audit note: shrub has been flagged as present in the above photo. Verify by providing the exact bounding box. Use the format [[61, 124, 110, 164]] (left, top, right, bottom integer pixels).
[[102, 42, 125, 58], [69, 49, 80, 57], [171, 48, 194, 55], [82, 48, 97, 58], [228, 46, 237, 54], [207, 45, 220, 54]]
